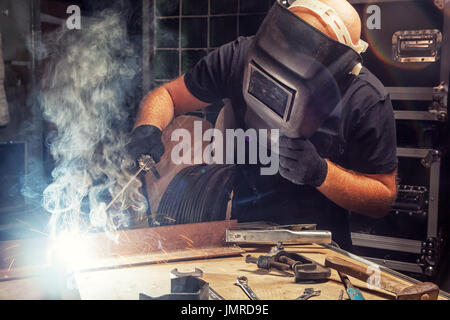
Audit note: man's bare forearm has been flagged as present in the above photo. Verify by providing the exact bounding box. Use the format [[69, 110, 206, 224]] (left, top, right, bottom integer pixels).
[[133, 86, 175, 131], [133, 75, 210, 131], [317, 160, 396, 218]]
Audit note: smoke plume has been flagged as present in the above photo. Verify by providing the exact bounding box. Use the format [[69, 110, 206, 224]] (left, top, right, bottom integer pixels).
[[41, 10, 146, 238]]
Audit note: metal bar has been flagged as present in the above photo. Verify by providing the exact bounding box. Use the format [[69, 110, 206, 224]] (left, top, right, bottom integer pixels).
[[156, 12, 268, 19], [361, 257, 424, 273], [394, 110, 441, 121], [397, 147, 432, 158], [441, 0, 450, 84], [387, 87, 434, 101], [350, 232, 422, 253], [226, 229, 332, 245], [427, 157, 440, 237]]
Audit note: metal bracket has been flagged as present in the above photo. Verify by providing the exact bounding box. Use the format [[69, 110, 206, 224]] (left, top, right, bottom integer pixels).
[[421, 150, 440, 168], [429, 82, 448, 121], [419, 236, 444, 277]]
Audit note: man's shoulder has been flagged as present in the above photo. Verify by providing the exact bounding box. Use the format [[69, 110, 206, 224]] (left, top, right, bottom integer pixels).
[[212, 36, 254, 61], [340, 67, 394, 138], [234, 35, 255, 46], [347, 67, 390, 107], [221, 36, 254, 71]]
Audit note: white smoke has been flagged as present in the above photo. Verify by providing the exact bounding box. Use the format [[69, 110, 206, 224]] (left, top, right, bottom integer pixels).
[[41, 10, 147, 238]]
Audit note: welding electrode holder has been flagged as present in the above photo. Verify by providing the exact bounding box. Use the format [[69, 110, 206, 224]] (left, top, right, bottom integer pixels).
[[138, 154, 160, 179], [126, 124, 164, 178]]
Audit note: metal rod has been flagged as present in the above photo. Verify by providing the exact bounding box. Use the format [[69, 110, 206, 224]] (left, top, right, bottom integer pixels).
[[104, 158, 152, 212]]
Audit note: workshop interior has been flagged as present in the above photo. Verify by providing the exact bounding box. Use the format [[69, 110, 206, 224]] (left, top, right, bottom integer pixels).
[[0, 0, 449, 301]]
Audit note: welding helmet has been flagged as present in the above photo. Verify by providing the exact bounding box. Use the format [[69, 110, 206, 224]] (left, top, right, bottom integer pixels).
[[243, 0, 368, 139]]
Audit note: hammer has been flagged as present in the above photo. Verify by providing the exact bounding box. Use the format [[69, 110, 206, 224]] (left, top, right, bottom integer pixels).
[[325, 256, 440, 300]]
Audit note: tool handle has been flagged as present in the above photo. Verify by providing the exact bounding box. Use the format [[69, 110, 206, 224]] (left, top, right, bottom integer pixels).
[[338, 272, 365, 300], [326, 256, 371, 281], [326, 256, 440, 300], [325, 256, 404, 294]]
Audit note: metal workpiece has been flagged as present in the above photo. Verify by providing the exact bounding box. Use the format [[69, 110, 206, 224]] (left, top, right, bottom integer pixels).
[[141, 268, 225, 300], [226, 229, 332, 245], [169, 267, 225, 300], [171, 268, 203, 278], [140, 276, 211, 300]]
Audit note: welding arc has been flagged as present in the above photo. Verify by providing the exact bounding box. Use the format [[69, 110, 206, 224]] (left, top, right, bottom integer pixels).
[[155, 164, 236, 225]]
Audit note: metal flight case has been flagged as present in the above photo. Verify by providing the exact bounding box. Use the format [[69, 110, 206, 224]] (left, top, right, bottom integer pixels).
[[348, 0, 449, 277]]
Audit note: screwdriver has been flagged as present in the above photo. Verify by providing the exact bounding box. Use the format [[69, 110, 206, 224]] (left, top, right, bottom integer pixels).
[[338, 272, 365, 300]]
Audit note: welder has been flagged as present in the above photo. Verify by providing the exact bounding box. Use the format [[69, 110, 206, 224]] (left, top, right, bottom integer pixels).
[[127, 0, 398, 250]]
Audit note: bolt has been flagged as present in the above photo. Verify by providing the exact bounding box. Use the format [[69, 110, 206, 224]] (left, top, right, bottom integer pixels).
[[245, 255, 258, 264]]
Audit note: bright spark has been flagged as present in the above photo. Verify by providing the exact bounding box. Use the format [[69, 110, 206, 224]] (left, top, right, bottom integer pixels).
[[48, 231, 93, 271]]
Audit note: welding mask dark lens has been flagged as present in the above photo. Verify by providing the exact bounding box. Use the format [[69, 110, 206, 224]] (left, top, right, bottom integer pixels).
[[243, 0, 362, 139]]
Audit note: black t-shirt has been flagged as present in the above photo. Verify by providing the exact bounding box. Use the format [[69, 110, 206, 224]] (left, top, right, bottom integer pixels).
[[184, 36, 398, 250]]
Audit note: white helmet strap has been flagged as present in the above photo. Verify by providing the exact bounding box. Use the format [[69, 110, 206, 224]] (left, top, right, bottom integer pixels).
[[289, 0, 368, 54]]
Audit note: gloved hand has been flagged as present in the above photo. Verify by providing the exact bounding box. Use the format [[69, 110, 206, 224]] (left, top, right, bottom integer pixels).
[[278, 136, 328, 187], [127, 124, 165, 165]]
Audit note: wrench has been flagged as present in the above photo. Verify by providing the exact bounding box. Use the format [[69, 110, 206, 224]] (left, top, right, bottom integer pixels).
[[235, 276, 260, 300], [295, 288, 321, 300]]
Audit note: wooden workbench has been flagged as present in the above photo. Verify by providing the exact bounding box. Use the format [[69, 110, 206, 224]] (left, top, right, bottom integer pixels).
[[1, 244, 445, 300], [72, 244, 448, 300], [0, 219, 448, 301]]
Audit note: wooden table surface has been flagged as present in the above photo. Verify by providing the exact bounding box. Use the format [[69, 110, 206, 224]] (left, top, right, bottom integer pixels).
[[1, 243, 448, 300], [74, 244, 448, 300]]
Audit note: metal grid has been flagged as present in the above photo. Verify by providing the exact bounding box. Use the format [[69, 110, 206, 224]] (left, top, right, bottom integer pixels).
[[152, 0, 272, 84]]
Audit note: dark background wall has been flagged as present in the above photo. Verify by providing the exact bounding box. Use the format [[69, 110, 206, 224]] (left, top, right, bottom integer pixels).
[[151, 0, 275, 124]]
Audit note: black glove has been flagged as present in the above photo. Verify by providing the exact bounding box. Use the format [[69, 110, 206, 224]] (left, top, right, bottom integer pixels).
[[127, 124, 165, 164], [278, 136, 328, 187]]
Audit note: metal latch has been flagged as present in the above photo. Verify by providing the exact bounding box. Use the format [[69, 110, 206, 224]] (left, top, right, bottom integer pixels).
[[392, 29, 442, 63]]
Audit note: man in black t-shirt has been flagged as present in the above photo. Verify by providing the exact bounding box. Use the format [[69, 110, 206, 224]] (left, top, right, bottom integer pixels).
[[128, 0, 398, 249]]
